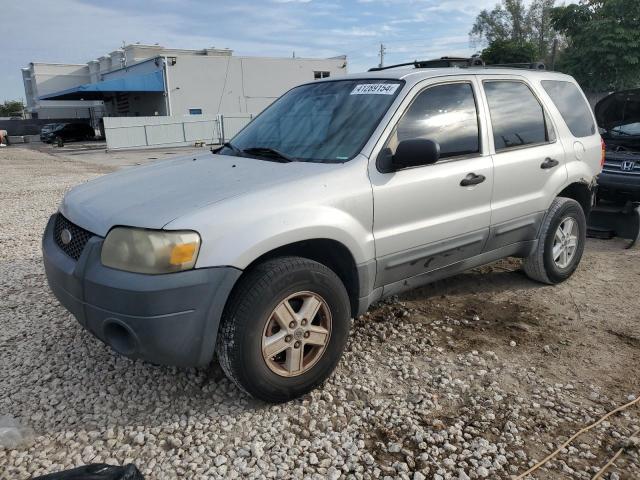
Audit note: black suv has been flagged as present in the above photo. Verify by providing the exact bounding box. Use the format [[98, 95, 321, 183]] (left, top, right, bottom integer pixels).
[[41, 122, 95, 144], [597, 89, 640, 201]]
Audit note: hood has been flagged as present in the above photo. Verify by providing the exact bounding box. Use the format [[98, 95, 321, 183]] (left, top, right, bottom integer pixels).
[[595, 88, 640, 131], [61, 152, 334, 236]]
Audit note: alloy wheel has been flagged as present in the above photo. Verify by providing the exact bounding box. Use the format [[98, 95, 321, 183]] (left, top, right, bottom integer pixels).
[[261, 291, 332, 377], [552, 216, 579, 269]]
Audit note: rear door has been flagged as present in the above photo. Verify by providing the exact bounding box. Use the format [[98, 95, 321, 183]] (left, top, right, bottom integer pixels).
[[478, 76, 567, 251], [369, 77, 493, 289]]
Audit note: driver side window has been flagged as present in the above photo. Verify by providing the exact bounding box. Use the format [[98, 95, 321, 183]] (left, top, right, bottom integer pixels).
[[387, 82, 480, 160]]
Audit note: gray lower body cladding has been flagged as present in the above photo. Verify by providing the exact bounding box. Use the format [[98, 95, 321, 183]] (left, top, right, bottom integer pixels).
[[380, 240, 537, 298], [42, 215, 241, 367], [374, 211, 544, 288]]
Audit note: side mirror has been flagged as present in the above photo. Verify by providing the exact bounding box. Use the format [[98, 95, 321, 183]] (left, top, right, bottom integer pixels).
[[392, 139, 440, 170]]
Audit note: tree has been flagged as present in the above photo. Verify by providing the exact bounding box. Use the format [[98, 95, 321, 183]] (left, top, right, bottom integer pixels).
[[527, 0, 558, 61], [0, 100, 24, 117], [551, 0, 640, 91], [470, 0, 530, 44], [470, 0, 559, 62], [481, 39, 538, 64]]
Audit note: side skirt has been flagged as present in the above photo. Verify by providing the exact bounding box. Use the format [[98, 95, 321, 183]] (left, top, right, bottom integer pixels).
[[379, 240, 537, 299]]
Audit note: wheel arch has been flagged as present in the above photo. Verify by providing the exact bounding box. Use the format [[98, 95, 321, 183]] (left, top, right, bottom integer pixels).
[[556, 181, 594, 217], [234, 238, 362, 318]]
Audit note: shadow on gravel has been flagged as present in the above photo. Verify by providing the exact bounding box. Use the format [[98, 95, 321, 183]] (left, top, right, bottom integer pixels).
[[370, 261, 558, 353], [399, 260, 543, 302]]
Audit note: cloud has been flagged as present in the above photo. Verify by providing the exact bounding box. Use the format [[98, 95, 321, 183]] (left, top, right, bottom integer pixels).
[[1, 0, 499, 101]]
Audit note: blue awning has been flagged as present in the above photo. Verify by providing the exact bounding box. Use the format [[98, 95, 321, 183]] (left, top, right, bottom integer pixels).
[[40, 70, 165, 101]]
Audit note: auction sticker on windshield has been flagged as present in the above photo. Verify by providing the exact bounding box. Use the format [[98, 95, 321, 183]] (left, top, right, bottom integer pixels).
[[351, 83, 400, 95]]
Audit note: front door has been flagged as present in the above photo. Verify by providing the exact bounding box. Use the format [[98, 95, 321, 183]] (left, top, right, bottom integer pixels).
[[369, 78, 493, 290]]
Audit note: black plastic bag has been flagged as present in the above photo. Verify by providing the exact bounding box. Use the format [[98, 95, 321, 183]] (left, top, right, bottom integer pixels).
[[32, 464, 144, 480]]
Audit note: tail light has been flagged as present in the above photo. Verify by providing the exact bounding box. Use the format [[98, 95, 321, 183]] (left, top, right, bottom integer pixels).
[[600, 138, 606, 168]]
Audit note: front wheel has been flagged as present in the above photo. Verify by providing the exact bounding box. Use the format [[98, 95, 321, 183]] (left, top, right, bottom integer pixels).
[[523, 197, 586, 284], [216, 256, 351, 403]]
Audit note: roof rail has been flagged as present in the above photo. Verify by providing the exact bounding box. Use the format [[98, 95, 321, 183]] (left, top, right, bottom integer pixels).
[[368, 57, 546, 72], [482, 61, 546, 70], [368, 56, 484, 72]]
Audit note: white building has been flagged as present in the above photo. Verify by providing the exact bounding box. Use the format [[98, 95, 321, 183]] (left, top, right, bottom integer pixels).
[[22, 44, 347, 121]]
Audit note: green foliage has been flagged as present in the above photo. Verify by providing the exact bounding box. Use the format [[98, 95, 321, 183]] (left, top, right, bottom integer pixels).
[[481, 39, 538, 64], [471, 0, 530, 44], [551, 0, 640, 91], [471, 0, 559, 62], [0, 100, 24, 117]]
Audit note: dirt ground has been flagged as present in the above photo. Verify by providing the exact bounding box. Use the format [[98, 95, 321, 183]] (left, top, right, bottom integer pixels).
[[1, 145, 639, 479]]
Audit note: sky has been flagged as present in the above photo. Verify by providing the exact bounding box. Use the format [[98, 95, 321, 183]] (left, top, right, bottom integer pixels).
[[1, 0, 501, 103]]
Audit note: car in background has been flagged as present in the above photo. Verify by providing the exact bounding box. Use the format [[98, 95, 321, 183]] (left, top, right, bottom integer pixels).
[[40, 123, 62, 141], [40, 122, 95, 144], [596, 89, 640, 201]]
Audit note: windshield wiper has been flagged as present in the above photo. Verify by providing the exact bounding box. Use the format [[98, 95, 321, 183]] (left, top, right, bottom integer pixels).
[[242, 147, 296, 162]]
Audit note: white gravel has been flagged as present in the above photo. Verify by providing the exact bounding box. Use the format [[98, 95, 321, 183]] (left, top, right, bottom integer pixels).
[[1, 147, 639, 479]]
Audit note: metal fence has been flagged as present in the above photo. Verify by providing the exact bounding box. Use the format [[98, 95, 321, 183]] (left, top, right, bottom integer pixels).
[[104, 114, 253, 150]]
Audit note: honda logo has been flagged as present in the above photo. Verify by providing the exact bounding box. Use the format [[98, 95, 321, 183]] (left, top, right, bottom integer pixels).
[[621, 160, 636, 172]]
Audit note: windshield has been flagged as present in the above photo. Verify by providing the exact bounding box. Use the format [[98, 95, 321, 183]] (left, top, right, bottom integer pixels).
[[609, 122, 640, 137], [220, 79, 403, 163]]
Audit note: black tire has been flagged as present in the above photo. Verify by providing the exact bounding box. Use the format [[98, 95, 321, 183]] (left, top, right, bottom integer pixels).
[[217, 256, 351, 403], [523, 197, 586, 284]]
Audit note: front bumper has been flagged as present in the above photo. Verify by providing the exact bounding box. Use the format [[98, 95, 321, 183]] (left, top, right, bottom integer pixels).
[[598, 172, 640, 200], [42, 215, 241, 367]]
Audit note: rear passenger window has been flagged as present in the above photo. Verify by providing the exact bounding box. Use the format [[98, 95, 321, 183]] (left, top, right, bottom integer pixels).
[[484, 81, 549, 151], [390, 82, 480, 159], [541, 80, 595, 138]]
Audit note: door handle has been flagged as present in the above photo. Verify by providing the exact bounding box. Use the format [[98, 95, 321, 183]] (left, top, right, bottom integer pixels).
[[540, 157, 559, 169], [460, 173, 486, 187]]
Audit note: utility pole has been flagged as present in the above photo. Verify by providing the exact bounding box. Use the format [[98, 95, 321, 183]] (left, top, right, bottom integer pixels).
[[550, 38, 558, 71], [378, 43, 386, 69]]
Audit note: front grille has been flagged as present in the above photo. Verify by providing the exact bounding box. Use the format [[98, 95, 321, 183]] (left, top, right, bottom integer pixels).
[[603, 152, 640, 176], [53, 214, 94, 260]]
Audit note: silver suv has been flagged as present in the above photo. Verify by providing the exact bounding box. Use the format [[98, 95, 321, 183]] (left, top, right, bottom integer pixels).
[[43, 67, 602, 402]]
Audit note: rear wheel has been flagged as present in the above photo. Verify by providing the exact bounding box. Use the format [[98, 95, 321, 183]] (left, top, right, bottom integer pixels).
[[216, 256, 351, 403], [523, 197, 586, 284]]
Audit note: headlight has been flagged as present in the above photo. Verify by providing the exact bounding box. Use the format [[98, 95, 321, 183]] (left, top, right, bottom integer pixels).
[[101, 227, 201, 274]]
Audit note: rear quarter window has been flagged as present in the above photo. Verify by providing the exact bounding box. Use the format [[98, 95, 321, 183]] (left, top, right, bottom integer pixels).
[[541, 80, 595, 138]]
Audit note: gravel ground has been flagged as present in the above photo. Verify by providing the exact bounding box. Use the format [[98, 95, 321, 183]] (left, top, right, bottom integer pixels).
[[1, 147, 639, 479]]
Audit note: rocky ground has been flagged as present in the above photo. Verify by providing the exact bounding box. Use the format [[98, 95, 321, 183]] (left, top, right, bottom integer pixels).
[[1, 146, 639, 479]]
